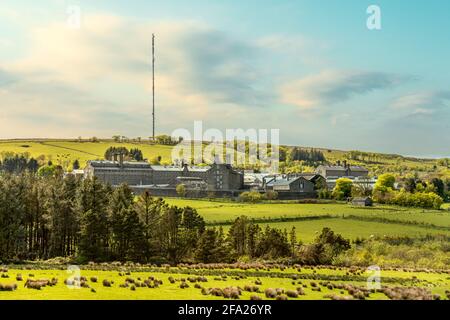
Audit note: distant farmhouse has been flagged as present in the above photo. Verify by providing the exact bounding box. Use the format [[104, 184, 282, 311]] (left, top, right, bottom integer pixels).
[[241, 173, 325, 200], [315, 160, 369, 178], [315, 160, 373, 190]]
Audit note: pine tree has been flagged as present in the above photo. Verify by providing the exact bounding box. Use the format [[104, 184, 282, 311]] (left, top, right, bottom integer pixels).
[[76, 177, 111, 262]]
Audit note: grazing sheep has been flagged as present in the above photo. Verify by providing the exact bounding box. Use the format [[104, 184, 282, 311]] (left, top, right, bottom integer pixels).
[[102, 279, 112, 287], [265, 288, 277, 299], [16, 274, 23, 281], [324, 294, 353, 300], [91, 288, 96, 293], [276, 295, 288, 300], [275, 288, 284, 295], [255, 279, 262, 285], [296, 287, 305, 295], [50, 278, 58, 286], [209, 288, 223, 296], [90, 277, 98, 283], [286, 290, 299, 298], [179, 282, 189, 289], [0, 283, 18, 291], [24, 279, 49, 290], [250, 295, 262, 300], [222, 287, 240, 299], [130, 285, 136, 291], [125, 277, 135, 284]]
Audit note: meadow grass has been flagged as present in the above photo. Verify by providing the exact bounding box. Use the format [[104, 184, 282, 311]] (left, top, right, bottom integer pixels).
[[164, 198, 450, 227], [220, 218, 449, 243], [0, 267, 448, 300]]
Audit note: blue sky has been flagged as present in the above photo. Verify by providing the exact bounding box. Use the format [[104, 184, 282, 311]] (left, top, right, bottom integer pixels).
[[0, 0, 449, 157]]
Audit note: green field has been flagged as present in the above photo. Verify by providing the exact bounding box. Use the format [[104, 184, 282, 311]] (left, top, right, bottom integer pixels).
[[0, 265, 448, 300], [0, 140, 174, 167], [163, 199, 450, 242]]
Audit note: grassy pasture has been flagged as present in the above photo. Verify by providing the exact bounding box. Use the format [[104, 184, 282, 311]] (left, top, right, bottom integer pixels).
[[162, 199, 450, 242], [165, 199, 450, 226], [0, 140, 173, 166], [221, 218, 449, 243], [165, 199, 449, 224], [0, 266, 448, 300]]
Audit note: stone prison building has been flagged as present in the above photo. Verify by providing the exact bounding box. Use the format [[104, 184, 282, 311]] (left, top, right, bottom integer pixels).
[[84, 159, 244, 196]]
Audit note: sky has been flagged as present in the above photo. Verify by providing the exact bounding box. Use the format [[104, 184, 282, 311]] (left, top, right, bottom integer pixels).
[[0, 0, 449, 158]]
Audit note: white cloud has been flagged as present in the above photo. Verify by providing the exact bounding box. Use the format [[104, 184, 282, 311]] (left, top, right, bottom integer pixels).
[[280, 70, 412, 109], [0, 14, 277, 138], [392, 90, 450, 115]]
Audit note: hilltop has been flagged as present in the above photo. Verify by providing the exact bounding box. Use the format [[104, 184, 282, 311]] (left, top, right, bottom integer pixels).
[[0, 138, 449, 178]]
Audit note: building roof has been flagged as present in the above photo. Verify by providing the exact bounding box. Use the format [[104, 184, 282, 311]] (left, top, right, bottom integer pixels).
[[87, 161, 242, 174], [151, 165, 183, 171], [88, 160, 152, 169], [317, 165, 368, 172], [292, 173, 324, 181], [270, 176, 308, 187]]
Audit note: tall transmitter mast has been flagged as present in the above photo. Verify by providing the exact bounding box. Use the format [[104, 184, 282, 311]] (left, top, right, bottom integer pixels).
[[152, 33, 155, 141]]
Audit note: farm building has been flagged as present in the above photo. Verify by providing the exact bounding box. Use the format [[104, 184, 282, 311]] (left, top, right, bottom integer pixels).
[[266, 176, 315, 193], [352, 197, 373, 207], [315, 161, 368, 179]]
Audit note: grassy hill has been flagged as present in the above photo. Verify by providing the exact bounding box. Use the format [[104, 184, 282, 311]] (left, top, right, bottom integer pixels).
[[0, 139, 448, 178], [0, 139, 173, 168]]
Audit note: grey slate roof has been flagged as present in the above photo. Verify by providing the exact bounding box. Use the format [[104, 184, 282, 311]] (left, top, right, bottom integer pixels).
[[270, 176, 306, 186], [89, 161, 151, 169], [318, 165, 368, 172]]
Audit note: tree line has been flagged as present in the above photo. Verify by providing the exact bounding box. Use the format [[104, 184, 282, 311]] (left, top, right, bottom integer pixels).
[[319, 173, 447, 209], [104, 147, 144, 162], [0, 154, 39, 173]]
